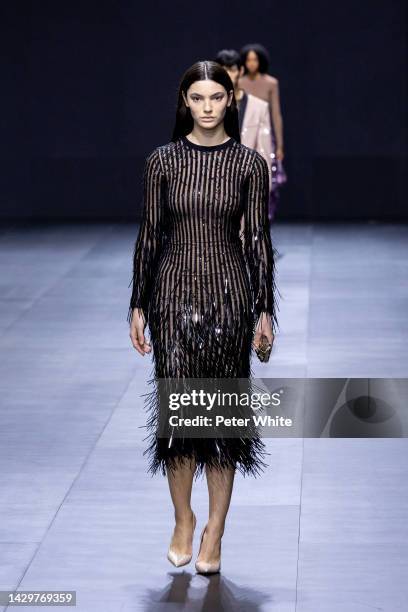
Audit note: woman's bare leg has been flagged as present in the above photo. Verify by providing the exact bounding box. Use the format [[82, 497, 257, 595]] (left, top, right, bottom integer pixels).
[[167, 457, 196, 554], [196, 464, 235, 563]]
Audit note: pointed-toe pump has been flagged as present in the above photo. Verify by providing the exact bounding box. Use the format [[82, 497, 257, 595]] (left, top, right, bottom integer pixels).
[[167, 511, 197, 567], [195, 524, 221, 574]]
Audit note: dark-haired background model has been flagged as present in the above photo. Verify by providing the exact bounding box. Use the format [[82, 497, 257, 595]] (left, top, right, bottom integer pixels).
[[215, 48, 274, 194], [239, 43, 287, 222]]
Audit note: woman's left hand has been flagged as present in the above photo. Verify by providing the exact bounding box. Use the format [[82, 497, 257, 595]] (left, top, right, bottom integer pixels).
[[276, 147, 284, 161], [252, 312, 274, 350]]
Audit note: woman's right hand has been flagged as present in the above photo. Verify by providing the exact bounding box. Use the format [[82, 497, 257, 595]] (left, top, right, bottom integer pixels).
[[129, 308, 152, 356]]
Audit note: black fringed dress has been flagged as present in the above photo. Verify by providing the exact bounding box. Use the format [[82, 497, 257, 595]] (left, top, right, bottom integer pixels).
[[127, 135, 279, 479]]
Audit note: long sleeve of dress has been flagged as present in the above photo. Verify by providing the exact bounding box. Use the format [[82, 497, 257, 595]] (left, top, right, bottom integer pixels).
[[127, 147, 166, 324], [243, 152, 279, 334]]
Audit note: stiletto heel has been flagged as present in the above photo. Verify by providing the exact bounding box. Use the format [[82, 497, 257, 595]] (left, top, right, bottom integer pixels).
[[195, 524, 221, 574], [167, 511, 197, 567]]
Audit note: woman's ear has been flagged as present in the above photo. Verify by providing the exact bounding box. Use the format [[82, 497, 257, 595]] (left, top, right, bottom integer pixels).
[[182, 91, 188, 108], [227, 89, 234, 106]]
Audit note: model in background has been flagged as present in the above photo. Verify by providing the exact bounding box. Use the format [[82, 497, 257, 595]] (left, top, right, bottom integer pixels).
[[215, 48, 273, 194], [128, 61, 278, 574], [239, 43, 287, 222]]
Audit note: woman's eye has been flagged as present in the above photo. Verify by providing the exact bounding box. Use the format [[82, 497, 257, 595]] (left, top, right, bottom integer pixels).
[[191, 96, 223, 102]]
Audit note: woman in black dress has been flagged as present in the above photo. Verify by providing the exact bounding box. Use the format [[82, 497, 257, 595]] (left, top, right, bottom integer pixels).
[[128, 61, 279, 573]]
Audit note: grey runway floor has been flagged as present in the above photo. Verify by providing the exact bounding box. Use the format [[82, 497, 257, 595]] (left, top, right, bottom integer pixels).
[[0, 221, 407, 611]]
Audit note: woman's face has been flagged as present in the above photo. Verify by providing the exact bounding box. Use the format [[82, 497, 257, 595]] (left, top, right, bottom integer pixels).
[[245, 50, 259, 75], [183, 79, 233, 131]]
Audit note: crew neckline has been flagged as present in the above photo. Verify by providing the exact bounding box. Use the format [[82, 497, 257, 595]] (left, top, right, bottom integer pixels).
[[181, 134, 234, 151]]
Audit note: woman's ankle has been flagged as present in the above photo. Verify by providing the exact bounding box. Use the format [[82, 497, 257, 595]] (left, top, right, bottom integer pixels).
[[206, 518, 225, 537]]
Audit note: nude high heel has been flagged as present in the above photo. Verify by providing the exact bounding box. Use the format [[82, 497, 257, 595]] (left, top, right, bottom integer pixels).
[[195, 524, 221, 574], [167, 511, 197, 567]]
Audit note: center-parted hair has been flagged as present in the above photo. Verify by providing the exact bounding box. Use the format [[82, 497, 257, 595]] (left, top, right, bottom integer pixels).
[[171, 60, 241, 143]]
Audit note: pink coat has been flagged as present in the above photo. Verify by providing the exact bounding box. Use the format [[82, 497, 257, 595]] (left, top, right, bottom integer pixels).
[[240, 93, 273, 192]]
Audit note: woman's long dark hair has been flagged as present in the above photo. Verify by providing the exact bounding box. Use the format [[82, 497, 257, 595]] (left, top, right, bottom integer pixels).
[[171, 60, 241, 143]]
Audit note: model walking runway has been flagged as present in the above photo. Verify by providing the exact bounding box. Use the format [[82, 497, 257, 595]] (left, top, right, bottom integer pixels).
[[127, 135, 279, 479]]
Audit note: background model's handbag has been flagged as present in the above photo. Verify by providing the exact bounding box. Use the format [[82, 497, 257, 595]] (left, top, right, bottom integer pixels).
[[255, 334, 272, 363]]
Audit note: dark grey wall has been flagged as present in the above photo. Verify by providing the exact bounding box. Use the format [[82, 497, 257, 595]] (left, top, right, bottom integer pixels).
[[1, 0, 406, 221]]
